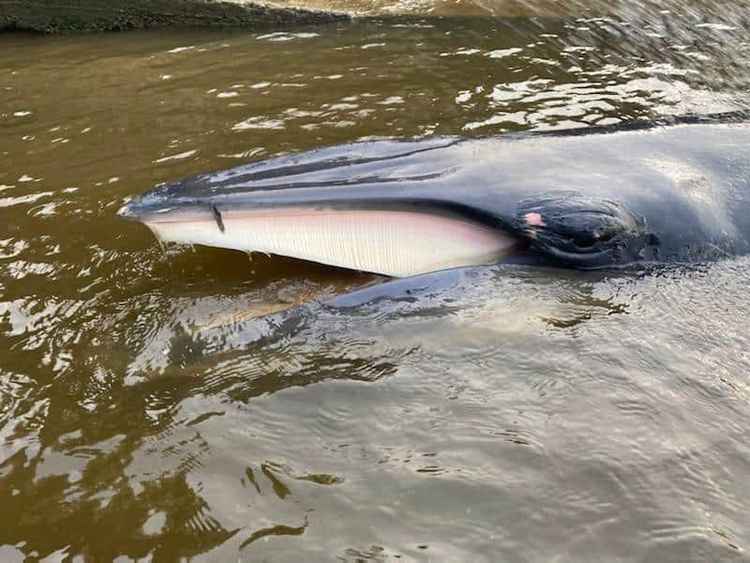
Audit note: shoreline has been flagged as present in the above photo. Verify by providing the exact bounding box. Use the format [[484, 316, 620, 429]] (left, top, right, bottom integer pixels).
[[0, 0, 349, 34]]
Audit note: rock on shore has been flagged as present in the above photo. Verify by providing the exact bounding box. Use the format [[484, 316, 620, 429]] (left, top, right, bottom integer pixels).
[[0, 0, 348, 33]]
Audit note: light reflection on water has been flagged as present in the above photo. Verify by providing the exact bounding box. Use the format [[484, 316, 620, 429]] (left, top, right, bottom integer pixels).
[[1, 4, 750, 560]]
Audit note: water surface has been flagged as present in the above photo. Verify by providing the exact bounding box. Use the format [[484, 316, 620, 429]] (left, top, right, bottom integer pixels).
[[1, 3, 750, 561]]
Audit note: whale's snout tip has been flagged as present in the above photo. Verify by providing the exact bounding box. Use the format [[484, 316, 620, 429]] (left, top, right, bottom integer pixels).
[[117, 182, 193, 223], [117, 199, 137, 220], [117, 193, 168, 222], [118, 199, 152, 222]]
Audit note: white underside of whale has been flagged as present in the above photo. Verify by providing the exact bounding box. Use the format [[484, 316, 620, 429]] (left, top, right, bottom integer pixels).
[[144, 207, 516, 277]]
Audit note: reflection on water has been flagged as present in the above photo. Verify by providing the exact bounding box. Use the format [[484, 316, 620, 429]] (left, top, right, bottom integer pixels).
[[1, 2, 750, 560]]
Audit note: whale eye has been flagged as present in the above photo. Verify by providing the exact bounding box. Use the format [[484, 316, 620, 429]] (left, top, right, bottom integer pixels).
[[514, 193, 652, 268], [575, 236, 597, 248]]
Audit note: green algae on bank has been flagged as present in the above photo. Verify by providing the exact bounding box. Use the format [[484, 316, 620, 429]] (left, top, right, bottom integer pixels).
[[0, 0, 348, 33]]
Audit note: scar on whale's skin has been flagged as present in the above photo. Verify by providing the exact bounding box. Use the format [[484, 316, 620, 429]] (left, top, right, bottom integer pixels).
[[524, 212, 546, 235], [524, 212, 545, 226]]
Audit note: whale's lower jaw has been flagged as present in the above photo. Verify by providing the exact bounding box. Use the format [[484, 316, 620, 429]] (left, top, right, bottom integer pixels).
[[141, 206, 517, 278]]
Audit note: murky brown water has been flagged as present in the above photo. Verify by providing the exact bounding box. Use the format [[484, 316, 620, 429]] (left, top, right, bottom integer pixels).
[[2, 2, 750, 561]]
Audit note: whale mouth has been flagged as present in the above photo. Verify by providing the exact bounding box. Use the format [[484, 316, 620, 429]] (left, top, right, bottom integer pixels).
[[117, 136, 527, 277], [119, 198, 520, 278]]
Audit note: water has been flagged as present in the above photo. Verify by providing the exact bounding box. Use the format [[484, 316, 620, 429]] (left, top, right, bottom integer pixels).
[[1, 2, 750, 560]]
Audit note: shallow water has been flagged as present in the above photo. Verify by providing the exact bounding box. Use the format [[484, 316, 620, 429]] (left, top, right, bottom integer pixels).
[[1, 3, 750, 561]]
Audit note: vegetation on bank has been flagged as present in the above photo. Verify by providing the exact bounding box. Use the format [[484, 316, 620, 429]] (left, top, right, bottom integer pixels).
[[0, 0, 348, 33]]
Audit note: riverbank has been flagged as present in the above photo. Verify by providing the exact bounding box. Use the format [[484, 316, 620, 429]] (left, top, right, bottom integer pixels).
[[0, 0, 348, 33]]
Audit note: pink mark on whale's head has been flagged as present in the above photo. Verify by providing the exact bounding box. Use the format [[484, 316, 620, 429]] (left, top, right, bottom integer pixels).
[[524, 212, 545, 227]]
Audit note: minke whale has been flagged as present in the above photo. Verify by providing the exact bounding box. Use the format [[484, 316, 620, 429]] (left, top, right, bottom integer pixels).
[[119, 113, 750, 277]]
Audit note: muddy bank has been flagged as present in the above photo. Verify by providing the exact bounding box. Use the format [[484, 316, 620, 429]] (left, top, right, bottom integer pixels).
[[0, 0, 348, 33]]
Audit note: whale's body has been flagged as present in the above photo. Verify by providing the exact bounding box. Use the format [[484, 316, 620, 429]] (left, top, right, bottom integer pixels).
[[120, 115, 750, 276]]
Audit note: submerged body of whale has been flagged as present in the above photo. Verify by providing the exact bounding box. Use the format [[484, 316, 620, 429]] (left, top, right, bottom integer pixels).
[[120, 114, 750, 277]]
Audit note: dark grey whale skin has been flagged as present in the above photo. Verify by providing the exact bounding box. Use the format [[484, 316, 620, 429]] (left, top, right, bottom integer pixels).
[[121, 112, 750, 270]]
